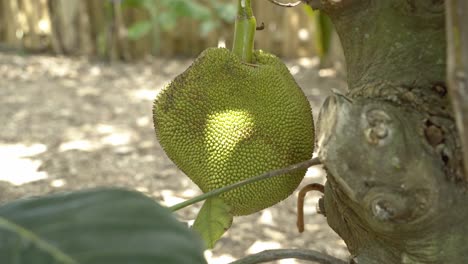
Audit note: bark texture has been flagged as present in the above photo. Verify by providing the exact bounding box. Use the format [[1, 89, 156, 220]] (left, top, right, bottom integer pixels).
[[309, 1, 468, 263], [446, 0, 468, 181]]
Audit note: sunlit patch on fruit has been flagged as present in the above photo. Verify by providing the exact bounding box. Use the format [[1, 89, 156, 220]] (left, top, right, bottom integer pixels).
[[205, 109, 254, 157]]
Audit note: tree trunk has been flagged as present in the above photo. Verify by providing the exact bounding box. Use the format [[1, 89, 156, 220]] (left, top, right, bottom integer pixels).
[[1, 0, 21, 48], [445, 0, 468, 181], [48, 0, 91, 55], [307, 1, 468, 263], [48, 0, 78, 54]]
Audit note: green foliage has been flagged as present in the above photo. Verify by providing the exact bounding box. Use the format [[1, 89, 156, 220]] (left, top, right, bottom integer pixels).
[[315, 11, 333, 58], [123, 0, 236, 41], [127, 20, 153, 40], [303, 5, 334, 59], [192, 197, 233, 249], [0, 188, 207, 264]]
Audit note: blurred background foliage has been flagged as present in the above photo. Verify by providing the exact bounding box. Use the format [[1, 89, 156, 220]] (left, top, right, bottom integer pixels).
[[122, 0, 237, 55], [124, 0, 237, 38], [0, 0, 338, 61]]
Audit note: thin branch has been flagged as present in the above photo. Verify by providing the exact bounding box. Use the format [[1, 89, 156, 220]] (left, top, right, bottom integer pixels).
[[266, 0, 302, 8], [297, 183, 325, 233], [170, 158, 321, 212], [229, 249, 347, 264]]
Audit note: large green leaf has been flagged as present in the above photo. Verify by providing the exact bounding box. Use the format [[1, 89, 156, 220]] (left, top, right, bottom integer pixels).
[[0, 188, 207, 264], [192, 197, 233, 249]]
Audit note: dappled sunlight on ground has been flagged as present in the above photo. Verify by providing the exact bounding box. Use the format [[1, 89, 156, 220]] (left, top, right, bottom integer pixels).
[[161, 189, 188, 207], [0, 143, 48, 185], [57, 124, 138, 152], [259, 209, 275, 226], [0, 51, 348, 263], [132, 89, 159, 101], [205, 251, 236, 264]]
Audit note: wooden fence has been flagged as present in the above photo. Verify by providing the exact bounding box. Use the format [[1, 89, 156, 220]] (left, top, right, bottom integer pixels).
[[0, 0, 322, 60]]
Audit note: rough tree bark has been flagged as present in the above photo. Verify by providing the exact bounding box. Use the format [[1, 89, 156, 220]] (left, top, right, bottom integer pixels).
[[445, 0, 468, 181], [305, 1, 468, 263]]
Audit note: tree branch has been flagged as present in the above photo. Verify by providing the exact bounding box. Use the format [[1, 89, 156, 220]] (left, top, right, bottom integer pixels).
[[228, 249, 347, 264], [170, 158, 321, 212], [297, 183, 325, 233]]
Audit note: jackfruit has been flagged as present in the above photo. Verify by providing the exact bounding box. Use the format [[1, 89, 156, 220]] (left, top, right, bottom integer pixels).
[[153, 47, 314, 216]]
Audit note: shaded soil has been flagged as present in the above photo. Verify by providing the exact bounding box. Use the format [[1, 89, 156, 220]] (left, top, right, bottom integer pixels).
[[0, 51, 348, 263]]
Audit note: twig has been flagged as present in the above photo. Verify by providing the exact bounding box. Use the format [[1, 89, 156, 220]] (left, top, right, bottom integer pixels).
[[169, 158, 321, 212], [297, 183, 325, 233], [228, 249, 347, 264], [266, 0, 302, 8]]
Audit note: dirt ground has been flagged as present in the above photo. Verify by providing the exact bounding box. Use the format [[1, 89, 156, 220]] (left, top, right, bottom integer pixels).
[[0, 51, 349, 263]]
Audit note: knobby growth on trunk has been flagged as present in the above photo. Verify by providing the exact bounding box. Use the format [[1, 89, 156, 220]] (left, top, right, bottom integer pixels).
[[305, 0, 468, 263]]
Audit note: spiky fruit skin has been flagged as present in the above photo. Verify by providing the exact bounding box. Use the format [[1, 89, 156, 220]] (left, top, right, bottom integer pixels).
[[153, 48, 314, 216]]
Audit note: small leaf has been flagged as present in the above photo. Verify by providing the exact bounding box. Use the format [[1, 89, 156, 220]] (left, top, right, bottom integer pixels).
[[127, 20, 153, 40], [192, 197, 233, 249], [200, 20, 219, 37], [303, 5, 334, 59], [0, 188, 207, 264], [314, 10, 334, 58]]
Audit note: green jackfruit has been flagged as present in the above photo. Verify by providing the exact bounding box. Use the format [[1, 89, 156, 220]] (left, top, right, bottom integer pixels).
[[153, 47, 314, 216]]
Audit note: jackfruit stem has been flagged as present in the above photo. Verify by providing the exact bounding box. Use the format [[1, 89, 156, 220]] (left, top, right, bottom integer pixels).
[[232, 0, 256, 63]]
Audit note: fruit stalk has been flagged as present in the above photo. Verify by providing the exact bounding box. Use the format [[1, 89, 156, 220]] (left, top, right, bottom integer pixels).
[[232, 0, 256, 63]]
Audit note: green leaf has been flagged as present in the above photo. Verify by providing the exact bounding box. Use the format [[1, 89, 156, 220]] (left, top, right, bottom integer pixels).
[[168, 0, 211, 20], [0, 217, 77, 264], [200, 20, 219, 37], [192, 197, 233, 249], [212, 2, 237, 23], [127, 20, 153, 40], [303, 6, 334, 59], [158, 12, 178, 31], [0, 188, 207, 264], [121, 0, 145, 8], [315, 11, 333, 58]]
